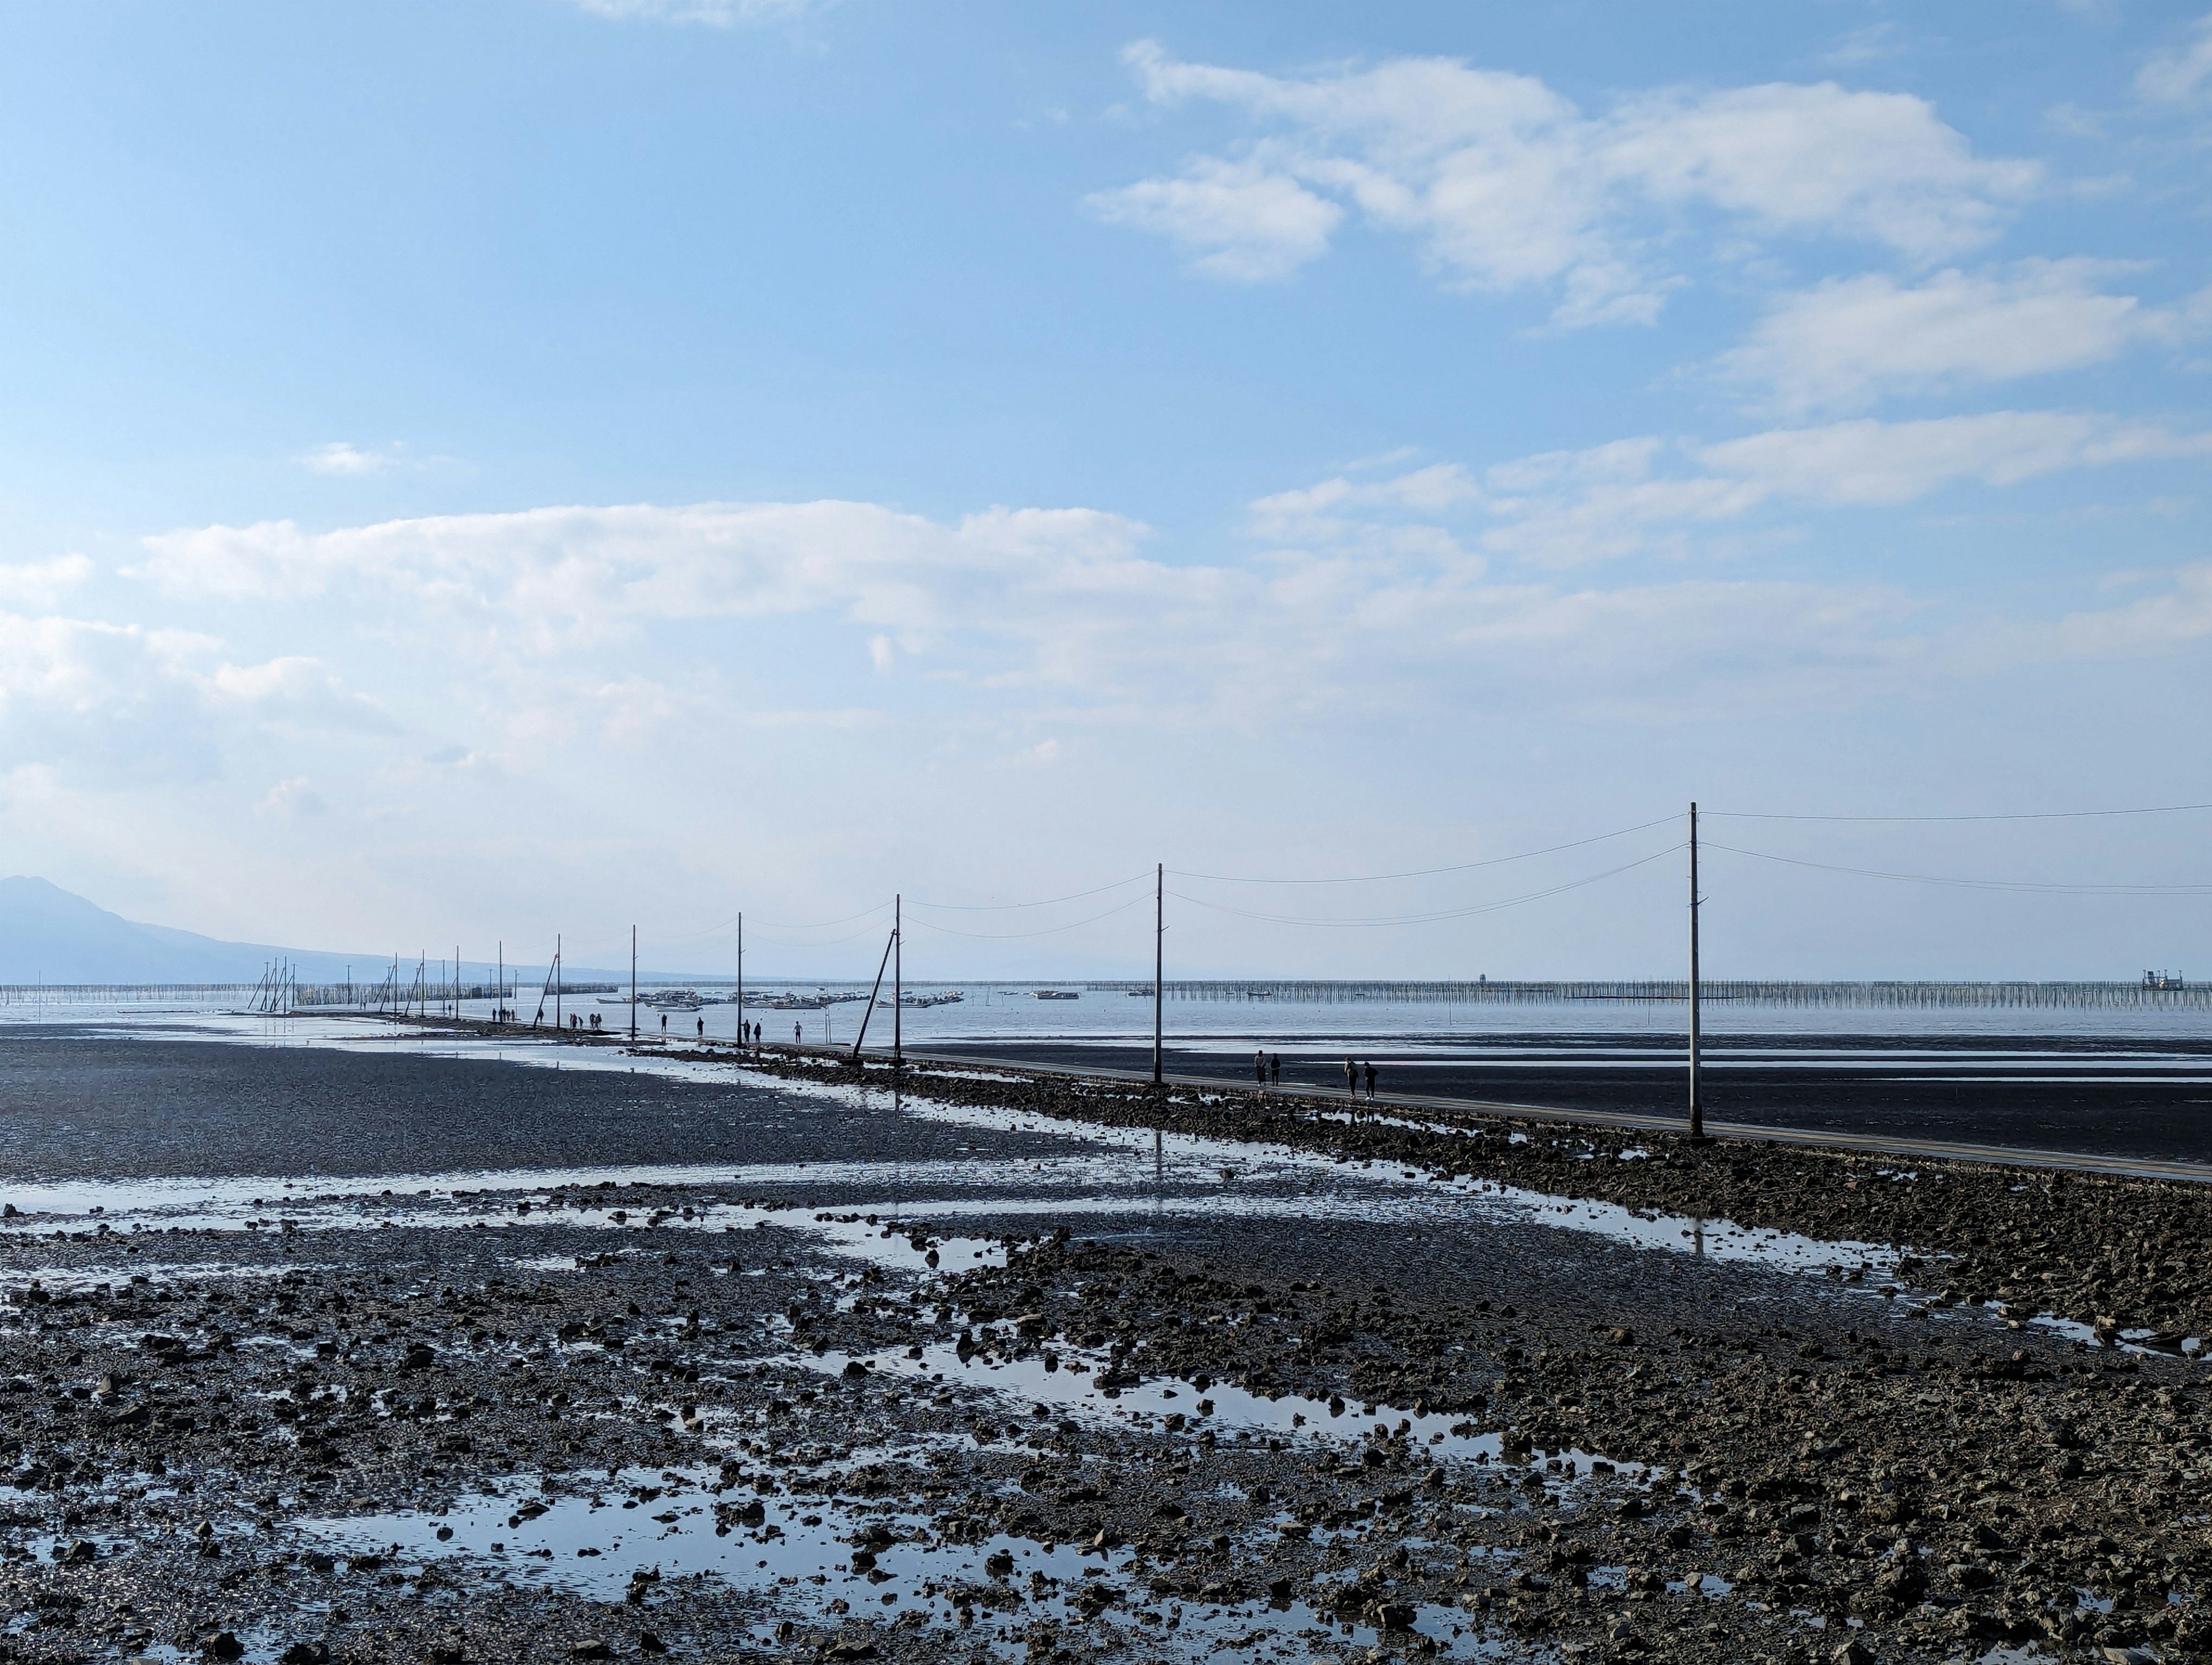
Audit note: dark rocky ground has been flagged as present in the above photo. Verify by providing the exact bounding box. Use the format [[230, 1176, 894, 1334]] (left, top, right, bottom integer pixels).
[[0, 1021, 2207, 1664]]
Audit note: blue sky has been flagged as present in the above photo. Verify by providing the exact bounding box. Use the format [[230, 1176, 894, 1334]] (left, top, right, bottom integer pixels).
[[1, 0, 2208, 980]]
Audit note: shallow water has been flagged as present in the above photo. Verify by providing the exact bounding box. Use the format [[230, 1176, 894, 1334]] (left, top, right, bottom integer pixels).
[[290, 1462, 1515, 1662]]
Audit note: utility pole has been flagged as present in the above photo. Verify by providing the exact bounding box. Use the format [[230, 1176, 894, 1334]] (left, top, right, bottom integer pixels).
[[555, 934, 562, 1034], [630, 926, 638, 1041], [497, 941, 503, 1023], [1152, 862, 1164, 1086], [736, 912, 744, 1048], [454, 945, 460, 1018], [893, 893, 902, 1069], [1688, 802, 1703, 1141]]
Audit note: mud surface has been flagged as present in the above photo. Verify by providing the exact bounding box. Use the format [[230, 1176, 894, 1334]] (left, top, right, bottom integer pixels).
[[934, 1032, 2212, 1163], [0, 1020, 2209, 1664]]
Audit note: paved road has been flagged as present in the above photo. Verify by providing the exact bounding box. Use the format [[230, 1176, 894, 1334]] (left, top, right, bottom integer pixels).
[[857, 1038, 2212, 1183]]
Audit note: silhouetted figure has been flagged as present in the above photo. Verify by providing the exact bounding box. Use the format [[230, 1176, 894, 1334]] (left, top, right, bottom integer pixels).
[[1364, 1060, 1378, 1100], [696, 1017, 704, 1040], [1270, 1053, 1281, 1087], [793, 1022, 802, 1045], [1254, 1049, 1266, 1090]]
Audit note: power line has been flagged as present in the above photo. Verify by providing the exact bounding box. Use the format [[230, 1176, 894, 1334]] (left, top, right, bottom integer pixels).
[[1705, 840, 2212, 896], [1166, 815, 1679, 885], [1709, 801, 2212, 824], [752, 901, 896, 932], [905, 874, 1152, 912], [1169, 844, 1683, 928], [906, 894, 1153, 940]]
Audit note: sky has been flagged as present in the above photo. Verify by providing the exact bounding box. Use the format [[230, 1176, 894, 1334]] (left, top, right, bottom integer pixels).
[[0, 0, 2208, 981]]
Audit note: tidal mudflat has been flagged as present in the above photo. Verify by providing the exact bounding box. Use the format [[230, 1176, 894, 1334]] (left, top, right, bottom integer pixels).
[[1, 1017, 2209, 1664]]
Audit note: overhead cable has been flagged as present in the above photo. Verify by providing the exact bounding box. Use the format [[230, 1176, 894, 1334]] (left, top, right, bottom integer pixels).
[[905, 874, 1152, 912], [1168, 816, 1677, 885], [1709, 801, 2212, 824], [1705, 840, 2212, 896], [906, 894, 1153, 940], [1169, 844, 1683, 928]]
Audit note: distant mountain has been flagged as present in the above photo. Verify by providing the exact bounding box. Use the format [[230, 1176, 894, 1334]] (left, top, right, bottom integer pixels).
[[0, 877, 386, 985]]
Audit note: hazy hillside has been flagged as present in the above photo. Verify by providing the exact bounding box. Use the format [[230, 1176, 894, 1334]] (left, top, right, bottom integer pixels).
[[0, 877, 381, 984]]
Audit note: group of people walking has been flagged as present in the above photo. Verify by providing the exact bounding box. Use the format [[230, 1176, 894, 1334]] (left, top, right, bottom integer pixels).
[[1253, 1050, 1381, 1110]]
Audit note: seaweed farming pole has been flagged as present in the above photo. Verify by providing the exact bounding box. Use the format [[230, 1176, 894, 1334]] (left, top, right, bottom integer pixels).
[[630, 926, 638, 1041], [1153, 862, 1164, 1087], [555, 934, 562, 1032], [893, 894, 902, 1069], [1688, 802, 1703, 1141], [736, 913, 744, 1047]]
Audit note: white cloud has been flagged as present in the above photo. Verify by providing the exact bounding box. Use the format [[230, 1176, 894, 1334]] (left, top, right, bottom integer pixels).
[[301, 442, 397, 477], [0, 555, 93, 610], [1698, 411, 2212, 505], [1721, 263, 2207, 411], [1600, 82, 2035, 260], [2137, 13, 2212, 104], [2060, 563, 2212, 654], [1086, 155, 1342, 282], [256, 777, 325, 818], [1099, 41, 2036, 321], [124, 414, 2212, 758], [207, 656, 394, 734], [1821, 23, 1903, 69], [1250, 414, 2212, 570]]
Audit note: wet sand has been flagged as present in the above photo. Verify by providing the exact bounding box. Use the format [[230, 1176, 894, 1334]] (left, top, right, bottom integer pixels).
[[0, 1021, 2208, 1663]]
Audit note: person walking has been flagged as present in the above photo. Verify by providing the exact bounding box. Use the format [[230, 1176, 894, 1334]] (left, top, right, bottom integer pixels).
[[1364, 1060, 1378, 1101], [695, 1015, 704, 1041], [1254, 1049, 1267, 1092], [793, 1021, 802, 1046], [1344, 1057, 1358, 1117], [1268, 1053, 1281, 1087], [660, 1012, 668, 1035]]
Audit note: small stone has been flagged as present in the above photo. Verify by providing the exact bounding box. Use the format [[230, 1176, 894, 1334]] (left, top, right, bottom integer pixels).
[[202, 1636, 246, 1662], [570, 1643, 612, 1662]]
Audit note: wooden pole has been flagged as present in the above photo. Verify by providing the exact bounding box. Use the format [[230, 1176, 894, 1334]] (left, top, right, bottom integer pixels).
[[1688, 802, 1703, 1141], [630, 925, 638, 1040], [893, 893, 902, 1068], [555, 934, 562, 1034], [851, 926, 895, 1063], [1152, 862, 1164, 1086], [737, 912, 744, 1048]]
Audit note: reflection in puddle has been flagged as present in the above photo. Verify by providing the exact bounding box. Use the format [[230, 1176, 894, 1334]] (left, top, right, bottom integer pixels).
[[792, 1339, 1637, 1485], [293, 1459, 1517, 1661]]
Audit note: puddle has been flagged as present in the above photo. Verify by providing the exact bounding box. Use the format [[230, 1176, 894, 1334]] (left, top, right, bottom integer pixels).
[[795, 1337, 1643, 1492], [291, 1462, 1515, 1660]]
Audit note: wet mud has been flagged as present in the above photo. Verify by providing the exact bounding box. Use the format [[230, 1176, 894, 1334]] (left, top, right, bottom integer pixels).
[[0, 1022, 2207, 1664]]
